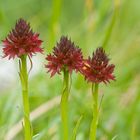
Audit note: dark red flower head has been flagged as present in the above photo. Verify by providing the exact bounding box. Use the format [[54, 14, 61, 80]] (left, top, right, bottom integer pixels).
[[2, 18, 43, 59], [81, 47, 115, 84], [46, 36, 83, 77]]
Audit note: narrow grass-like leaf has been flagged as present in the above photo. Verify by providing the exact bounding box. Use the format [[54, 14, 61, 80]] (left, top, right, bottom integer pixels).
[[33, 134, 40, 140], [71, 115, 83, 140], [112, 135, 118, 140]]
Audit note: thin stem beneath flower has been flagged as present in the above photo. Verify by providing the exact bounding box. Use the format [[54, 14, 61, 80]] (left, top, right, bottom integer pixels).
[[90, 83, 99, 140], [20, 55, 32, 140], [60, 68, 69, 140]]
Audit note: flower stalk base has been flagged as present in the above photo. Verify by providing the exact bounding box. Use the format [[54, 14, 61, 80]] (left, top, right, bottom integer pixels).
[[60, 69, 69, 140], [90, 83, 99, 140], [19, 55, 32, 140]]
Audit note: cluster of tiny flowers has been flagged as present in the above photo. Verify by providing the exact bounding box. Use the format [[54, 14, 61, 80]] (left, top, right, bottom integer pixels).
[[46, 36, 83, 77], [2, 18, 43, 59], [2, 18, 115, 84], [46, 37, 115, 83], [81, 47, 115, 84]]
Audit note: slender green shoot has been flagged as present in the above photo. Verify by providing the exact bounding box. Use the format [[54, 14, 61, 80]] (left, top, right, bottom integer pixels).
[[60, 68, 70, 140], [89, 83, 99, 140], [19, 55, 32, 140]]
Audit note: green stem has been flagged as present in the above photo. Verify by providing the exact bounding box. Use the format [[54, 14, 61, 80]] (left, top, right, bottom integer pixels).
[[60, 68, 69, 140], [90, 83, 99, 140], [20, 55, 32, 140]]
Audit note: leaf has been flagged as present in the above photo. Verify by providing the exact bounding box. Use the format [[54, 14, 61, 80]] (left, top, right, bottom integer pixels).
[[71, 115, 83, 140], [33, 133, 40, 140], [112, 135, 118, 140]]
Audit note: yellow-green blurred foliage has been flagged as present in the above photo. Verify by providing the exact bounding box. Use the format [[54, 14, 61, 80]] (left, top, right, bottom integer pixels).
[[0, 0, 140, 140]]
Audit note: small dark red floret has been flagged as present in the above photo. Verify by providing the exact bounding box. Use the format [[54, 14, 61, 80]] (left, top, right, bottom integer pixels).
[[45, 36, 83, 77], [2, 18, 43, 59], [81, 47, 115, 84]]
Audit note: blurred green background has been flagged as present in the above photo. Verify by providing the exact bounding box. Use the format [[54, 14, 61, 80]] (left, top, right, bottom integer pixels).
[[0, 0, 140, 140]]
